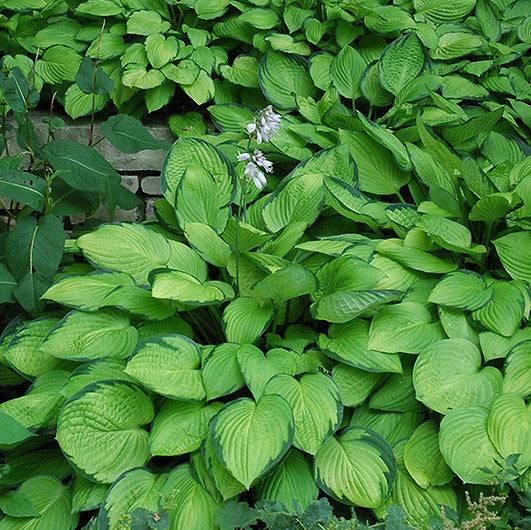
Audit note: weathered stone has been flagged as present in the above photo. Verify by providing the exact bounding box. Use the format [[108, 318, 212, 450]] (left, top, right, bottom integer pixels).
[[140, 176, 162, 196], [121, 175, 139, 194], [145, 199, 157, 221]]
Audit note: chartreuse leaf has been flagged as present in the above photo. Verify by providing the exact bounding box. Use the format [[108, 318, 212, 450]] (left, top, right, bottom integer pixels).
[[56, 381, 153, 484], [471, 281, 525, 337], [152, 271, 234, 306], [379, 33, 425, 96], [263, 373, 342, 455], [185, 223, 232, 267], [0, 476, 76, 530], [0, 411, 35, 449], [203, 343, 245, 400], [71, 474, 108, 513], [162, 137, 235, 207], [503, 341, 531, 398], [4, 317, 66, 378], [210, 394, 294, 489], [0, 371, 68, 431], [125, 335, 205, 401], [223, 297, 274, 344], [314, 426, 395, 508], [259, 51, 316, 111], [428, 271, 494, 311], [487, 393, 531, 470], [332, 364, 384, 407], [413, 339, 502, 414], [255, 449, 318, 511], [368, 301, 445, 354], [439, 406, 503, 484], [252, 265, 316, 305], [237, 345, 298, 400], [403, 421, 453, 488], [77, 223, 206, 286], [330, 46, 365, 99], [494, 231, 531, 283], [414, 0, 476, 22], [150, 400, 222, 457], [319, 320, 403, 373], [40, 309, 138, 361]]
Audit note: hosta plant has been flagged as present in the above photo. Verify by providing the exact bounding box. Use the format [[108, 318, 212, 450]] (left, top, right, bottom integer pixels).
[[0, 92, 529, 529]]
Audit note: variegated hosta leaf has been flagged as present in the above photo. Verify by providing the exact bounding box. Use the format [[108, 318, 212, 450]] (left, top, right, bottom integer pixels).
[[40, 309, 138, 361], [503, 341, 531, 398], [56, 381, 154, 483], [439, 405, 503, 484], [255, 449, 318, 510], [314, 426, 396, 508], [413, 338, 502, 413], [223, 296, 274, 344], [263, 373, 343, 455], [210, 394, 294, 489], [71, 474, 107, 513], [332, 364, 384, 407], [202, 343, 245, 400], [124, 335, 205, 400]]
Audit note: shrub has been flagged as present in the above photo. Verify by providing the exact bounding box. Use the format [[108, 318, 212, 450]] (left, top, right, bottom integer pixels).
[[1, 94, 530, 528]]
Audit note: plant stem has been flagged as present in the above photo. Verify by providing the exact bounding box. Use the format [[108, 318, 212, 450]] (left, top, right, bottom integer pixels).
[[235, 178, 248, 297]]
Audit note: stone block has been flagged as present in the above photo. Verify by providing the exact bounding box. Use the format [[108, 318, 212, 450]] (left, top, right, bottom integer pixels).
[[141, 176, 162, 196]]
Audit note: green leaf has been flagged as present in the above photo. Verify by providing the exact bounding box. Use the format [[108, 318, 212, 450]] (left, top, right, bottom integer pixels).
[[330, 46, 365, 100], [237, 345, 298, 400], [439, 406, 502, 484], [0, 476, 75, 529], [56, 381, 153, 483], [40, 309, 138, 361], [4, 317, 65, 378], [0, 263, 16, 304], [332, 364, 384, 407], [429, 271, 494, 311], [503, 341, 531, 398], [101, 114, 170, 153], [487, 393, 531, 470], [35, 46, 82, 84], [314, 426, 395, 508], [127, 10, 170, 36], [368, 301, 445, 354], [150, 400, 222, 456], [263, 373, 342, 455], [223, 297, 274, 344], [259, 51, 316, 111], [220, 56, 259, 88], [71, 474, 108, 513], [145, 33, 179, 69], [0, 168, 46, 210], [403, 421, 454, 488], [125, 335, 205, 400], [0, 411, 35, 449], [0, 489, 40, 517], [252, 265, 316, 305], [319, 320, 403, 373], [203, 343, 245, 401], [64, 84, 109, 119], [414, 0, 476, 23], [255, 449, 318, 511], [379, 33, 425, 96], [494, 231, 531, 283], [122, 65, 165, 89], [75, 57, 113, 95], [210, 395, 294, 489], [413, 338, 502, 414]]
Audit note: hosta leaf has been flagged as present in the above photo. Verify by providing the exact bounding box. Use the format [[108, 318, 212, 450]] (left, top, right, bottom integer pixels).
[[252, 265, 316, 305], [263, 373, 342, 455], [203, 343, 245, 400], [439, 406, 502, 484], [503, 341, 531, 398], [162, 137, 235, 207], [4, 317, 65, 378], [237, 345, 298, 400], [223, 297, 274, 344], [35, 46, 82, 84], [314, 426, 395, 508], [428, 271, 494, 311], [368, 301, 445, 354], [56, 381, 153, 483], [152, 271, 234, 306], [330, 46, 365, 99], [487, 393, 531, 470], [319, 320, 403, 373], [255, 449, 318, 511], [40, 309, 138, 361], [0, 476, 75, 530], [332, 364, 384, 407], [149, 400, 222, 456], [185, 223, 232, 267], [71, 475, 107, 513], [220, 55, 259, 88], [379, 33, 425, 96], [210, 395, 294, 489], [403, 421, 453, 488], [414, 0, 477, 22], [413, 339, 502, 414], [259, 51, 316, 111], [125, 335, 205, 401], [0, 411, 35, 449], [494, 231, 531, 283], [312, 289, 403, 324], [471, 281, 525, 337]]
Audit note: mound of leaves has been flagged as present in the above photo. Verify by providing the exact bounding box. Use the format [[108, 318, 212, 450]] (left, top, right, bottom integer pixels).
[[1, 98, 530, 529]]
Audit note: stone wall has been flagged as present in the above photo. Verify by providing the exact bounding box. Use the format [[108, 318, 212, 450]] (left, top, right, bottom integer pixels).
[[4, 112, 175, 224]]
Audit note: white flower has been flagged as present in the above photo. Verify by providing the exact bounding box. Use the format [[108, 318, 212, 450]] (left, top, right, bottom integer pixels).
[[246, 105, 282, 144], [253, 150, 273, 173], [244, 161, 267, 190], [237, 152, 251, 162]]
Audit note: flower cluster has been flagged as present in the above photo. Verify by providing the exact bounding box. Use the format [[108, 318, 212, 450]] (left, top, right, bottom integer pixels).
[[239, 106, 281, 189]]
